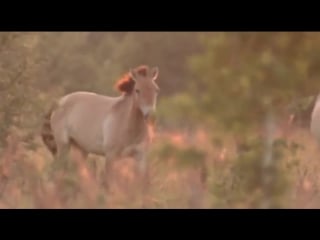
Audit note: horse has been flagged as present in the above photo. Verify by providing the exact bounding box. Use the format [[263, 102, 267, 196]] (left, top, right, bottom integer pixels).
[[41, 65, 160, 186]]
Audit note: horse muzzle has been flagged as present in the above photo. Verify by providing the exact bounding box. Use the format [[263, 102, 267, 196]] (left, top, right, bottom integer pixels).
[[141, 106, 155, 119]]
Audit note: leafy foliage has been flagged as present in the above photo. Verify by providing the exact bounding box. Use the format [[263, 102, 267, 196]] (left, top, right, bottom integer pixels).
[[189, 32, 320, 132]]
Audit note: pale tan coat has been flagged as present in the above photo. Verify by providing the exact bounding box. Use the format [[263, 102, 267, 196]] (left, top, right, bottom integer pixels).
[[41, 65, 159, 179]]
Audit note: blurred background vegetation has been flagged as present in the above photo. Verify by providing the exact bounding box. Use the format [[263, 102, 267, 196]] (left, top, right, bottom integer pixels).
[[1, 32, 320, 208]]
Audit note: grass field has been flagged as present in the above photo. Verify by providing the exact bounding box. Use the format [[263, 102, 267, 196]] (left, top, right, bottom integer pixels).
[[0, 122, 319, 209]]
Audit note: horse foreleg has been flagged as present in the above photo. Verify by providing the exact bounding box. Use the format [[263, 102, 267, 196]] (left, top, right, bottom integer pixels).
[[134, 150, 150, 199], [101, 153, 115, 191], [136, 153, 147, 177], [122, 144, 149, 186]]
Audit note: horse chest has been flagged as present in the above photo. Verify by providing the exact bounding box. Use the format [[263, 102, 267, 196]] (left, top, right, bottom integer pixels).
[[102, 115, 147, 155]]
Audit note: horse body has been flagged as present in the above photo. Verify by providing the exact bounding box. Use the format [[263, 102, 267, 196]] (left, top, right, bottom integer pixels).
[[41, 65, 159, 180], [52, 91, 135, 156]]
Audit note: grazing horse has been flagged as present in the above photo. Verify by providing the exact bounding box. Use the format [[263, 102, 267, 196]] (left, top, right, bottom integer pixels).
[[41, 65, 160, 184]]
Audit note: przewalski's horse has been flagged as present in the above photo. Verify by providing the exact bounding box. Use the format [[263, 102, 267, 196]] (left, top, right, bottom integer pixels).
[[41, 65, 160, 185]]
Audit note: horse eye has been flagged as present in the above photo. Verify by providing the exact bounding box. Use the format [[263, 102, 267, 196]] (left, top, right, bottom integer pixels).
[[136, 89, 140, 94]]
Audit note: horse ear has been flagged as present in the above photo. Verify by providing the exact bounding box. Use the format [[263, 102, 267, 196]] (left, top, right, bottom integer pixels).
[[129, 68, 137, 81], [151, 67, 159, 81]]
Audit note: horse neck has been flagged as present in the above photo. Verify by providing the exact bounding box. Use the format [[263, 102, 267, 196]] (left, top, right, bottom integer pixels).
[[123, 93, 147, 138]]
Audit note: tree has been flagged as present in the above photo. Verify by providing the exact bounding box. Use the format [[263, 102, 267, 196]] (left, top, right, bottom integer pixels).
[[0, 32, 48, 148], [188, 32, 320, 208]]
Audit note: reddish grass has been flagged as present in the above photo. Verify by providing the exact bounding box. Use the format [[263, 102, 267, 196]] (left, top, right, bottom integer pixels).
[[0, 123, 320, 208]]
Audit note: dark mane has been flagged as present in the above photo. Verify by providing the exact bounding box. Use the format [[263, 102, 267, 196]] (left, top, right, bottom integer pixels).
[[115, 65, 149, 94], [115, 73, 135, 94]]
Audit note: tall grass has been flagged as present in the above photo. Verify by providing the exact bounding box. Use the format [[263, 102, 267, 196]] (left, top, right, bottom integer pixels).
[[0, 123, 319, 209]]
